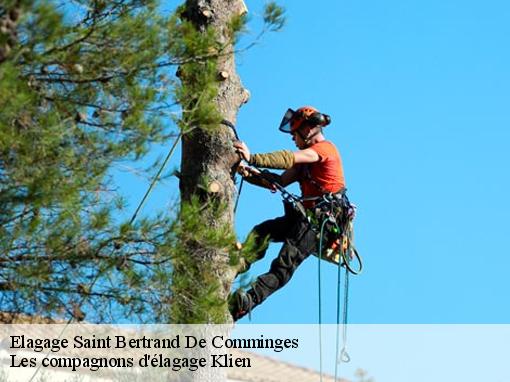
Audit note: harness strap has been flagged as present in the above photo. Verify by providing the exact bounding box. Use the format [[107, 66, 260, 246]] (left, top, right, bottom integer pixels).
[[300, 189, 346, 203], [301, 163, 332, 196]]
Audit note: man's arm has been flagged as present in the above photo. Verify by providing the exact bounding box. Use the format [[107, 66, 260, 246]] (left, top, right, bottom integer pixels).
[[280, 165, 300, 187], [234, 141, 320, 169], [293, 148, 320, 164], [238, 164, 300, 190]]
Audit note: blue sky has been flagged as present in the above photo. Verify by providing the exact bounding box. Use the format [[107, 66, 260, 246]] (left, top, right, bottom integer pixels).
[[232, 0, 510, 324], [134, 0, 510, 324]]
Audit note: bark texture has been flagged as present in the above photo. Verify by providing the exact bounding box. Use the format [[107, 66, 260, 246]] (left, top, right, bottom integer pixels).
[[177, 0, 247, 317], [0, 2, 21, 64], [180, 0, 247, 208]]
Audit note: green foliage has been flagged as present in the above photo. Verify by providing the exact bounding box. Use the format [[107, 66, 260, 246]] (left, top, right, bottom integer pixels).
[[169, 196, 237, 323], [166, 14, 223, 132], [228, 230, 263, 271], [263, 2, 286, 32], [228, 13, 249, 45], [0, 0, 174, 322], [165, 7, 276, 322], [228, 230, 268, 295]]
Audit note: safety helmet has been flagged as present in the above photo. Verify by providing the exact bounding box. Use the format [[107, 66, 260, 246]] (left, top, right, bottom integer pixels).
[[278, 106, 331, 134]]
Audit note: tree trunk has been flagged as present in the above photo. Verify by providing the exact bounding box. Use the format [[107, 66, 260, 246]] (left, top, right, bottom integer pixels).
[[175, 1, 248, 380]]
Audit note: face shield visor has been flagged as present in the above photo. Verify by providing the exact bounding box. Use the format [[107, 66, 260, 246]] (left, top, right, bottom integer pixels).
[[278, 108, 296, 134]]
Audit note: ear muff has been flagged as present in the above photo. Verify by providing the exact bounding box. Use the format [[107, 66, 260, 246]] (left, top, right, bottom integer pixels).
[[322, 113, 331, 126], [306, 112, 331, 128]]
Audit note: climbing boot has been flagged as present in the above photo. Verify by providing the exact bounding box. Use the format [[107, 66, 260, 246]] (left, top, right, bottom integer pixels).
[[229, 290, 253, 321]]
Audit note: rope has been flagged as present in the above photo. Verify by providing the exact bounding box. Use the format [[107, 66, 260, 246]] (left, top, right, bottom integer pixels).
[[234, 178, 244, 214], [334, 240, 343, 382], [129, 132, 182, 225], [317, 217, 329, 382], [221, 119, 239, 140], [334, 241, 351, 382], [315, 197, 357, 382], [341, 265, 350, 362]]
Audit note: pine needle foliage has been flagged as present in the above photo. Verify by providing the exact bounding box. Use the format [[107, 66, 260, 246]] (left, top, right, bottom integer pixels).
[[167, 194, 262, 324], [0, 0, 285, 323], [263, 2, 286, 32], [167, 11, 224, 132], [169, 196, 235, 323], [0, 0, 174, 322]]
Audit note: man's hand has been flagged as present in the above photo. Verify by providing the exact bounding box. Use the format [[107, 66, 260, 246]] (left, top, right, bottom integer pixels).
[[237, 163, 277, 192], [233, 140, 251, 162], [237, 162, 259, 177]]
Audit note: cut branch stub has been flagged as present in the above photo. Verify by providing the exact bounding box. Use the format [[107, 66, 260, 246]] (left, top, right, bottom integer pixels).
[[217, 71, 229, 81], [201, 9, 213, 19], [75, 112, 87, 122], [208, 180, 222, 194], [241, 88, 251, 104], [72, 64, 84, 74], [234, 0, 248, 16], [72, 304, 86, 321]]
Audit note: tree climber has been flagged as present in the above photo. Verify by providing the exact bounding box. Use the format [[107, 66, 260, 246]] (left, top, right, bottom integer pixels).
[[230, 106, 346, 321]]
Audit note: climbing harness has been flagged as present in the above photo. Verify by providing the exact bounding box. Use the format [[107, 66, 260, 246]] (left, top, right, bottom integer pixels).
[[312, 192, 362, 273]]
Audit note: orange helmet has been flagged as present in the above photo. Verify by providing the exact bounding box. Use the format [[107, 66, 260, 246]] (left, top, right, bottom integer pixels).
[[279, 106, 331, 133]]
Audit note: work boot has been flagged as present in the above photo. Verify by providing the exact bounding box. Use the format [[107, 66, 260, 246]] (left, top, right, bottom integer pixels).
[[228, 290, 253, 321]]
